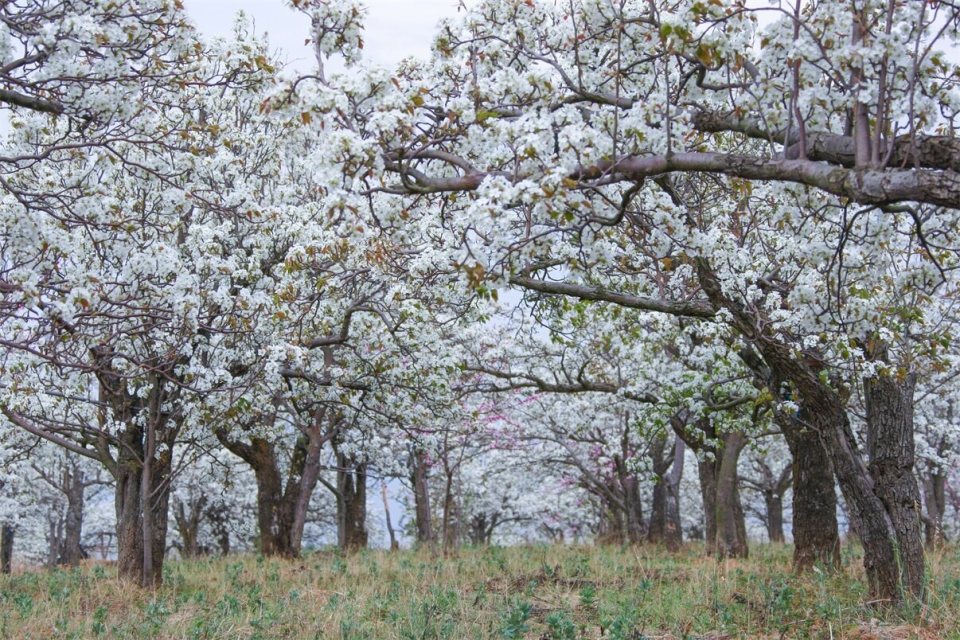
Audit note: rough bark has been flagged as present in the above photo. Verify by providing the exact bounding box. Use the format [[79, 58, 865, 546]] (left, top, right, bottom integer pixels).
[[47, 515, 63, 567], [664, 437, 685, 551], [692, 110, 960, 173], [390, 149, 960, 210], [246, 438, 296, 557], [92, 348, 180, 587], [780, 409, 841, 571], [336, 452, 368, 550], [865, 373, 925, 602], [737, 344, 842, 571], [765, 493, 783, 543], [681, 417, 747, 558], [205, 502, 232, 556], [697, 456, 719, 554], [468, 512, 499, 545], [441, 457, 459, 550], [696, 259, 920, 604], [745, 455, 790, 545], [647, 433, 670, 545], [597, 504, 626, 545], [619, 469, 645, 545]]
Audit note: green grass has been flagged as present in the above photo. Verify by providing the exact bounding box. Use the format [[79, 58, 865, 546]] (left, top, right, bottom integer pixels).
[[0, 544, 957, 639]]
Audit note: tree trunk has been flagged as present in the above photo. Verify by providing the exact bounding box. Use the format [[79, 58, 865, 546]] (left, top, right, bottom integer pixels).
[[93, 351, 179, 587], [205, 502, 231, 556], [649, 434, 685, 550], [865, 373, 925, 602], [173, 494, 207, 559], [0, 524, 13, 574], [715, 432, 749, 558], [697, 456, 719, 555], [647, 433, 670, 544], [58, 467, 86, 566], [922, 470, 946, 547], [113, 423, 171, 587], [217, 432, 322, 558], [695, 259, 919, 603], [597, 502, 626, 544], [763, 490, 785, 543], [336, 453, 368, 550], [47, 515, 63, 567], [468, 513, 488, 545], [664, 437, 685, 551], [248, 439, 296, 557], [441, 461, 459, 550], [780, 408, 841, 571], [115, 425, 145, 583], [381, 482, 399, 551], [621, 473, 645, 544], [410, 449, 435, 547]]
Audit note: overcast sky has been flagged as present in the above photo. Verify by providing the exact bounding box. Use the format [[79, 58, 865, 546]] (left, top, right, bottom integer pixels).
[[183, 0, 464, 72]]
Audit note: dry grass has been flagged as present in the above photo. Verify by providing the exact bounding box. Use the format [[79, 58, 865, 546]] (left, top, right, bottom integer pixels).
[[0, 543, 957, 639]]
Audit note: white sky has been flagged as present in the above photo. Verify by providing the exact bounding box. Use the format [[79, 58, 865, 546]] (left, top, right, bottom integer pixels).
[[183, 0, 465, 71]]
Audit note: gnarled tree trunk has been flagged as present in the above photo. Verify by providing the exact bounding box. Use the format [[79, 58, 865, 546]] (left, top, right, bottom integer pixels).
[[697, 259, 923, 603]]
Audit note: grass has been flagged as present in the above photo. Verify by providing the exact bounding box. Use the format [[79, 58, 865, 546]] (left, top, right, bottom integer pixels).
[[0, 543, 958, 639]]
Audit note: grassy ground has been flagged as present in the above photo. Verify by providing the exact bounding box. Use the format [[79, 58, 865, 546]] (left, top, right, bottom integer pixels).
[[0, 544, 958, 639]]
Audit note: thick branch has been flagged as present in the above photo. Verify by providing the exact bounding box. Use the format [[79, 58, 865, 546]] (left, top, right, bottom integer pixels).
[[692, 111, 960, 172], [391, 151, 960, 209], [510, 275, 716, 319], [0, 89, 64, 115]]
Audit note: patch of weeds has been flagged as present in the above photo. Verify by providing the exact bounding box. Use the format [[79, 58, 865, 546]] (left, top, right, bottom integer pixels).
[[397, 595, 457, 640], [487, 546, 508, 572], [545, 610, 578, 640], [579, 583, 597, 609], [499, 600, 532, 639], [225, 561, 244, 590], [12, 591, 33, 617], [91, 605, 108, 636], [142, 598, 171, 634], [760, 577, 794, 629], [216, 594, 241, 617]]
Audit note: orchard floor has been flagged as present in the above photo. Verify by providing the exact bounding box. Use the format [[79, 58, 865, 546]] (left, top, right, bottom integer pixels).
[[0, 544, 958, 639]]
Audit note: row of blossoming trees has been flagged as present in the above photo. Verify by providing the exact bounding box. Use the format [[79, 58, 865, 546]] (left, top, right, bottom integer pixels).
[[0, 0, 959, 607]]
